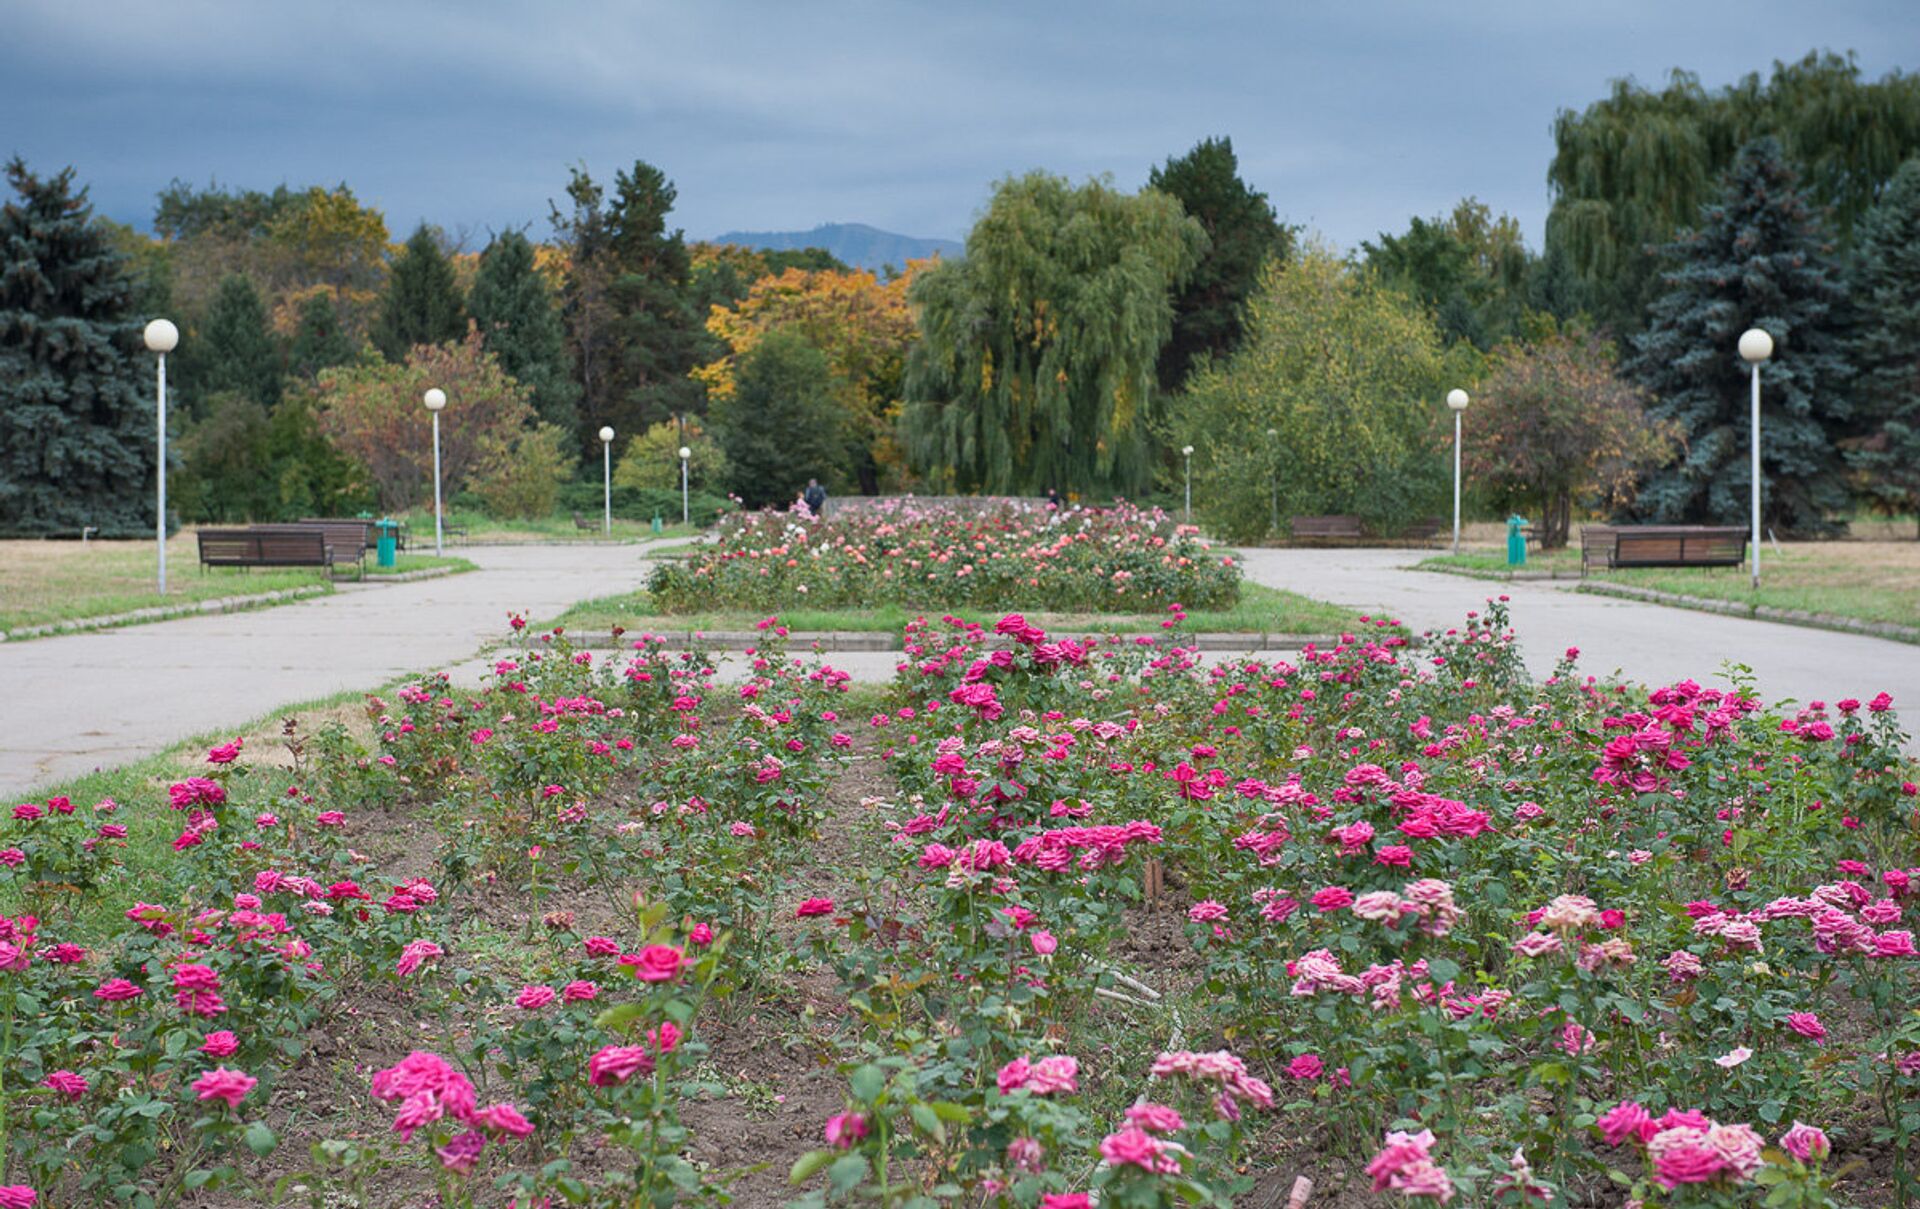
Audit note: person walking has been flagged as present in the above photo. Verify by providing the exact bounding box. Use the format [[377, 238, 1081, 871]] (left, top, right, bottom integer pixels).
[[802, 478, 828, 517]]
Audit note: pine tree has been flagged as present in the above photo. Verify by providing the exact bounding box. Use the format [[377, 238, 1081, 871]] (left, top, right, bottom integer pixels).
[[374, 224, 466, 361], [1148, 137, 1291, 392], [191, 273, 281, 410], [1628, 138, 1854, 535], [287, 291, 359, 381], [0, 158, 154, 537], [469, 230, 580, 437], [1847, 157, 1920, 537], [551, 162, 708, 459]]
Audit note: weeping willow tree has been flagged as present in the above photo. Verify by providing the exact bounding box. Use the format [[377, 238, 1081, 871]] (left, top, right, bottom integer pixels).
[[1547, 51, 1920, 333], [900, 172, 1205, 496]]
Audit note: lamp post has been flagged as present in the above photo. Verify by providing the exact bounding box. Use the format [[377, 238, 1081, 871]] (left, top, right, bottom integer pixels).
[[1265, 428, 1280, 536], [678, 446, 692, 526], [142, 319, 179, 594], [1446, 389, 1469, 556], [1739, 328, 1773, 590], [423, 388, 446, 556], [1181, 445, 1195, 523], [598, 426, 615, 536]]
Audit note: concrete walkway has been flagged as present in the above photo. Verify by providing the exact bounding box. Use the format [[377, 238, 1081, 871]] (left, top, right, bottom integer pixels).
[[8, 542, 1914, 798], [1235, 547, 1920, 712], [1, 544, 649, 797]]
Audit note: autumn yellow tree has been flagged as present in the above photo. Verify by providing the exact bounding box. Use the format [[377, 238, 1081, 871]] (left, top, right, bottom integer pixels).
[[693, 264, 924, 491]]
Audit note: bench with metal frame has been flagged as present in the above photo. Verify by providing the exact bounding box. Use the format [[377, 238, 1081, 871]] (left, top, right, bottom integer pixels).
[[1581, 525, 1748, 576], [1290, 515, 1365, 543], [195, 528, 341, 574]]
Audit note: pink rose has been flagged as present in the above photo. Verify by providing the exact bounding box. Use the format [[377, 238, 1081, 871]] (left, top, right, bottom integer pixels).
[[1779, 1121, 1830, 1163], [192, 1067, 257, 1109], [514, 985, 556, 1010], [629, 944, 684, 983], [587, 1045, 654, 1087], [824, 1111, 868, 1148]]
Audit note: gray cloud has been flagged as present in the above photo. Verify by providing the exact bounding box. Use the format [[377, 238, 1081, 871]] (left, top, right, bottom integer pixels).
[[5, 0, 1914, 250]]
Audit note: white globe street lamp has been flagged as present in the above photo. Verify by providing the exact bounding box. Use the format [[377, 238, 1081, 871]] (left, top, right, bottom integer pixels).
[[1265, 428, 1280, 536], [143, 319, 179, 594], [598, 426, 616, 536], [1181, 445, 1195, 523], [423, 388, 447, 556], [1446, 389, 1470, 556], [1739, 328, 1774, 590], [678, 445, 692, 527]]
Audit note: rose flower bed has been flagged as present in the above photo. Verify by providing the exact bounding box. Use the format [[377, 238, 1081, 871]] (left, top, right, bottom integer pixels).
[[645, 499, 1240, 614], [862, 601, 1920, 1207], [0, 594, 1913, 1208]]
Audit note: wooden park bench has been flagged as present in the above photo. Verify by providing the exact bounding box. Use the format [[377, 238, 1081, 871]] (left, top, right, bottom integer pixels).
[[195, 528, 339, 575], [1290, 515, 1365, 544], [254, 522, 370, 573], [1401, 516, 1444, 545], [1581, 525, 1748, 576], [573, 512, 597, 532]]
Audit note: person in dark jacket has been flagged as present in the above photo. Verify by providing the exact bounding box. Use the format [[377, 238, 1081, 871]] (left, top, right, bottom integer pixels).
[[803, 479, 827, 515]]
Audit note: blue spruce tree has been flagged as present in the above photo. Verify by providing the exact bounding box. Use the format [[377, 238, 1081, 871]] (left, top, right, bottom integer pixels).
[[1628, 138, 1854, 535], [0, 159, 156, 537]]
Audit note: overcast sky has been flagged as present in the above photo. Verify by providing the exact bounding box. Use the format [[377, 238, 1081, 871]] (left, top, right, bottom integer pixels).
[[5, 1, 1915, 252]]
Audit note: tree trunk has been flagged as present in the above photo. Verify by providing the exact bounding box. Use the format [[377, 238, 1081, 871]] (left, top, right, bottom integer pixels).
[[1541, 491, 1572, 549]]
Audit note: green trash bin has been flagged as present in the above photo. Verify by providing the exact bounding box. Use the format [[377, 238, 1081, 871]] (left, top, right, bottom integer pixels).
[[1506, 515, 1531, 567], [374, 519, 399, 569]]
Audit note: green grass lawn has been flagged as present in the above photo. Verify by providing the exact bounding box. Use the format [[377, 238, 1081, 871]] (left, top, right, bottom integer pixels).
[[546, 581, 1365, 635], [1424, 541, 1920, 631], [1418, 547, 1582, 576], [0, 534, 471, 634], [4, 686, 381, 942]]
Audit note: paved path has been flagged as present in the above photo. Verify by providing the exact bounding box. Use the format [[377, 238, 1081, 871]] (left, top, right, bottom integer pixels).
[[10, 542, 1915, 797], [1, 544, 649, 797], [1236, 547, 1920, 712]]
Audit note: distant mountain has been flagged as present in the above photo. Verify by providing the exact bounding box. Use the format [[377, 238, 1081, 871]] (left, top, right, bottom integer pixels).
[[710, 222, 961, 272]]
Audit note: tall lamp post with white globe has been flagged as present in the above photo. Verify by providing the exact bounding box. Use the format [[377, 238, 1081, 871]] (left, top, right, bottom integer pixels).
[[143, 319, 179, 594], [1446, 389, 1470, 556], [598, 427, 615, 536], [678, 446, 692, 526], [1181, 445, 1195, 523], [423, 388, 447, 556], [1739, 328, 1774, 590]]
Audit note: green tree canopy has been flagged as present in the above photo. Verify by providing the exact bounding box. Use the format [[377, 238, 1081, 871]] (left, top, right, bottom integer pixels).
[[469, 229, 580, 436], [900, 172, 1205, 496], [1465, 327, 1675, 547], [551, 161, 709, 460], [1627, 139, 1855, 535], [1847, 156, 1920, 535], [713, 330, 848, 508], [187, 273, 281, 412], [1147, 137, 1291, 391], [1362, 199, 1533, 349], [373, 224, 467, 362], [287, 290, 360, 381], [0, 159, 154, 537], [1547, 51, 1920, 333], [1164, 245, 1461, 542]]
